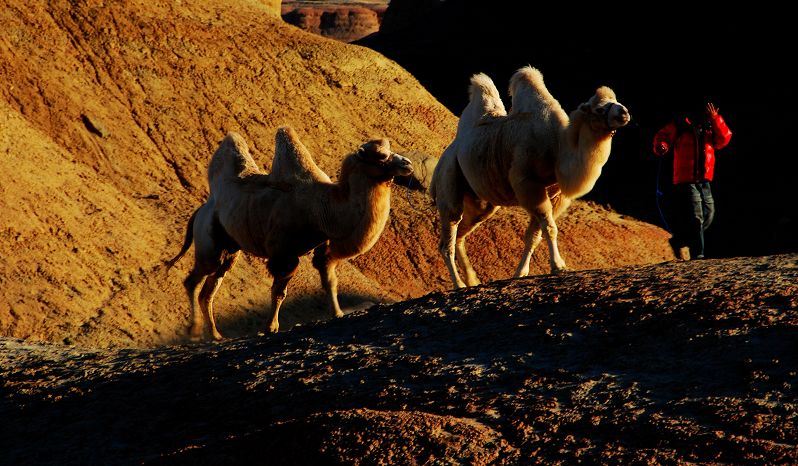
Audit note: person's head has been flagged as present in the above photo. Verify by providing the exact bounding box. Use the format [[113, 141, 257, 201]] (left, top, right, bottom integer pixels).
[[685, 101, 711, 124]]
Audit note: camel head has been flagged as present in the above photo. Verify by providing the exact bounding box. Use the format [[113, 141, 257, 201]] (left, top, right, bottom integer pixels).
[[344, 138, 413, 182], [578, 86, 631, 134]]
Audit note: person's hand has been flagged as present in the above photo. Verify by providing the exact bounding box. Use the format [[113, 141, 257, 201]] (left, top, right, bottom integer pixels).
[[656, 142, 667, 155], [706, 102, 718, 117]]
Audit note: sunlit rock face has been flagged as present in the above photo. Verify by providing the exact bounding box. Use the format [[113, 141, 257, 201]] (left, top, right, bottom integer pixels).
[[281, 3, 387, 42]]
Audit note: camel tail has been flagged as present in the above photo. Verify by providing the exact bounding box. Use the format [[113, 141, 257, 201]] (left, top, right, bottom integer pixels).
[[165, 208, 199, 271]]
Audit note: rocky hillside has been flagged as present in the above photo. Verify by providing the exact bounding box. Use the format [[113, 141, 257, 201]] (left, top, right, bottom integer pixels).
[[1, 254, 796, 464], [0, 0, 673, 349], [282, 3, 387, 42]]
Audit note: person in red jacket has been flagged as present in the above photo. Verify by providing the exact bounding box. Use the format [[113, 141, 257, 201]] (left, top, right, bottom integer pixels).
[[653, 101, 733, 260]]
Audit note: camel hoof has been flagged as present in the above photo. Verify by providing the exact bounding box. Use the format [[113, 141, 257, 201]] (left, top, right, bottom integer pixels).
[[188, 327, 203, 342], [211, 332, 223, 341], [334, 310, 344, 318], [453, 280, 467, 290], [268, 324, 279, 334]]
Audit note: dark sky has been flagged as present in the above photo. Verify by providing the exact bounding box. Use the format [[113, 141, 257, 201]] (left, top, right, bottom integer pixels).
[[357, 2, 797, 257]]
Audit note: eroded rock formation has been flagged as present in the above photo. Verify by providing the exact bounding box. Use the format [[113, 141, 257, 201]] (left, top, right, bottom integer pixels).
[[282, 4, 387, 42]]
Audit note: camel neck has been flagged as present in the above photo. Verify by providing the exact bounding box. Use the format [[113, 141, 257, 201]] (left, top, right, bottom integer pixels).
[[323, 176, 393, 258], [556, 122, 614, 199]]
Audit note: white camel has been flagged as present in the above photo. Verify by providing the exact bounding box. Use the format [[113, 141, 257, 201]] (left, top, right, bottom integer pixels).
[[430, 66, 631, 289], [167, 127, 413, 340]]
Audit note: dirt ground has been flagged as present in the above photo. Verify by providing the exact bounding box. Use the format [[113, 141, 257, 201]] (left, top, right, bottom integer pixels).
[[1, 254, 796, 465]]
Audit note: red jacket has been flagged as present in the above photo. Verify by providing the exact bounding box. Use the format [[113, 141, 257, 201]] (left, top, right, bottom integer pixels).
[[653, 113, 732, 184]]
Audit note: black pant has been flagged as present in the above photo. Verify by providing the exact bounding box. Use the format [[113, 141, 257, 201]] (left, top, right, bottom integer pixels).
[[669, 181, 715, 259]]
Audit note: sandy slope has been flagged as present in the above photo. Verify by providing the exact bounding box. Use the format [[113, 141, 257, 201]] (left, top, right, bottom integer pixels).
[[1, 0, 670, 350]]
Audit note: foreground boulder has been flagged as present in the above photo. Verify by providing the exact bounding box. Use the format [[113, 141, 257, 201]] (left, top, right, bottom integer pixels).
[[1, 254, 795, 464]]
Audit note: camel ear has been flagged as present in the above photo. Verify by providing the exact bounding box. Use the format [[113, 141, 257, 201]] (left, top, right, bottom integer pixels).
[[578, 102, 592, 113], [360, 138, 391, 156]]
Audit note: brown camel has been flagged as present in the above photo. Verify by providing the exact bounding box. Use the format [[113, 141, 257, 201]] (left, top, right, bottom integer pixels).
[[430, 66, 631, 289], [167, 127, 413, 340]]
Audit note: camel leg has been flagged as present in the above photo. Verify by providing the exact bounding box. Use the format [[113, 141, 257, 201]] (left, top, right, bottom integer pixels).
[[179, 204, 216, 342], [513, 221, 543, 278], [266, 255, 300, 334], [312, 245, 343, 318], [515, 183, 569, 275], [196, 251, 240, 341], [268, 276, 291, 334], [184, 272, 208, 342], [538, 209, 567, 273], [546, 192, 571, 273], [438, 213, 467, 289], [433, 150, 475, 289], [182, 204, 237, 341], [455, 195, 498, 286], [454, 238, 477, 286]]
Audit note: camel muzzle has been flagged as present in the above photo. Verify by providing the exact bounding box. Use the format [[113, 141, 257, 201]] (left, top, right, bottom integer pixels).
[[392, 155, 414, 176]]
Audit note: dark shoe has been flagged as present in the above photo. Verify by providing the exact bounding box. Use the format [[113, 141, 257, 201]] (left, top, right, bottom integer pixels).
[[688, 246, 704, 260]]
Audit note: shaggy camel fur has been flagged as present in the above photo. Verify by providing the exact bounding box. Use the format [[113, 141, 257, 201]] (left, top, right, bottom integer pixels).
[[430, 66, 631, 289], [168, 127, 413, 340]]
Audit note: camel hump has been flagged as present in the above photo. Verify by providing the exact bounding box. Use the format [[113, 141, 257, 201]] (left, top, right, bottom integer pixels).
[[508, 66, 565, 121], [224, 131, 250, 153], [469, 73, 506, 117], [208, 131, 262, 186], [595, 86, 616, 100], [270, 126, 331, 185], [455, 72, 507, 133]]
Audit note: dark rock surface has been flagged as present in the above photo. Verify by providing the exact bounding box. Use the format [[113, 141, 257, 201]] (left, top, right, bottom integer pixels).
[[2, 254, 796, 465]]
